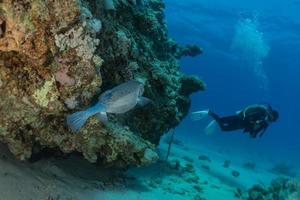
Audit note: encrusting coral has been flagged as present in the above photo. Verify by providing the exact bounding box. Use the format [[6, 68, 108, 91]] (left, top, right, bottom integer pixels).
[[235, 178, 300, 200], [0, 0, 204, 168]]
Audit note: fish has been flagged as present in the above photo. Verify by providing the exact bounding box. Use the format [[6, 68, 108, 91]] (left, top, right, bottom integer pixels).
[[67, 80, 151, 132]]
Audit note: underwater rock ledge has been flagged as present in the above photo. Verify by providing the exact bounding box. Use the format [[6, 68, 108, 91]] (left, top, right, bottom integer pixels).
[[0, 0, 204, 168]]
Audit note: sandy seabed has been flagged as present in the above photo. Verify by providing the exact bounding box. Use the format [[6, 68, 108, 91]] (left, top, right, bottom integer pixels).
[[0, 135, 283, 200]]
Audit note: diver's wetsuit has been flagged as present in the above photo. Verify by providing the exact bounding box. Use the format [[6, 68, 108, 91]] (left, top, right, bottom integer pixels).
[[208, 106, 270, 138]]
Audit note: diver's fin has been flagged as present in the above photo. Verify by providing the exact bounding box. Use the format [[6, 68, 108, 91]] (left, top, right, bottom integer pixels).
[[235, 110, 242, 115], [137, 97, 152, 106], [191, 110, 210, 121], [96, 112, 108, 124], [204, 120, 219, 135]]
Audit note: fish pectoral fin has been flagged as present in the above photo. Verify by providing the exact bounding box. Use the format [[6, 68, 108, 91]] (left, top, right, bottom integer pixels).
[[96, 112, 108, 124], [137, 97, 152, 106]]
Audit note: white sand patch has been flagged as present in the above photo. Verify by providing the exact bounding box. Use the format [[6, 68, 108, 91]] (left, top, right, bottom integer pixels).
[[0, 135, 287, 200]]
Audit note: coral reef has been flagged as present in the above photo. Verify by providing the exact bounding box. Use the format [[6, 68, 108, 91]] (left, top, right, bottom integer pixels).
[[243, 161, 256, 171], [269, 162, 297, 177], [0, 0, 204, 167], [200, 164, 210, 171], [147, 160, 205, 200], [223, 160, 231, 168], [236, 178, 300, 200], [182, 155, 194, 163], [198, 154, 211, 162], [231, 170, 240, 178]]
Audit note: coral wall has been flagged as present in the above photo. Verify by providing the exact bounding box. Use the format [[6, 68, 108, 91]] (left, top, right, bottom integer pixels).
[[0, 0, 204, 168]]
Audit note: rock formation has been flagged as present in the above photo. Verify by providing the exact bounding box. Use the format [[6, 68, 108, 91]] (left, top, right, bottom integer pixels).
[[0, 0, 204, 168], [236, 178, 300, 200]]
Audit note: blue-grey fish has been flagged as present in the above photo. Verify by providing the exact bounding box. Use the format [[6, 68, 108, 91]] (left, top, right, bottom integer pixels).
[[67, 80, 150, 132]]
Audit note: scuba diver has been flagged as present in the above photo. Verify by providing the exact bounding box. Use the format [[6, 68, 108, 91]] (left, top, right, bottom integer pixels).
[[191, 104, 279, 138]]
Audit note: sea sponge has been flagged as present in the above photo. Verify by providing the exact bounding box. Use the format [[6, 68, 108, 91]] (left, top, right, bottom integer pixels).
[[54, 26, 100, 61], [54, 67, 76, 86], [33, 77, 59, 108]]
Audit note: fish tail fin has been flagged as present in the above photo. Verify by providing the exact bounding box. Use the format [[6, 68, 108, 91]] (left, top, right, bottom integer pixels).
[[67, 102, 105, 132], [67, 111, 90, 132]]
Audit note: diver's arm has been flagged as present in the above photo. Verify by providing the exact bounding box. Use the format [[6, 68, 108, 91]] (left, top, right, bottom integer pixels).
[[249, 129, 258, 138], [258, 126, 268, 138], [249, 128, 261, 138], [252, 121, 268, 138]]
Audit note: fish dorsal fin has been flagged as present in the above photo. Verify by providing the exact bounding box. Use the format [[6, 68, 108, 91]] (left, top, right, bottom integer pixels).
[[99, 80, 143, 103]]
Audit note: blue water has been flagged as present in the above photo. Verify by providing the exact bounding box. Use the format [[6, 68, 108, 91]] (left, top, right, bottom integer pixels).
[[165, 0, 300, 169]]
